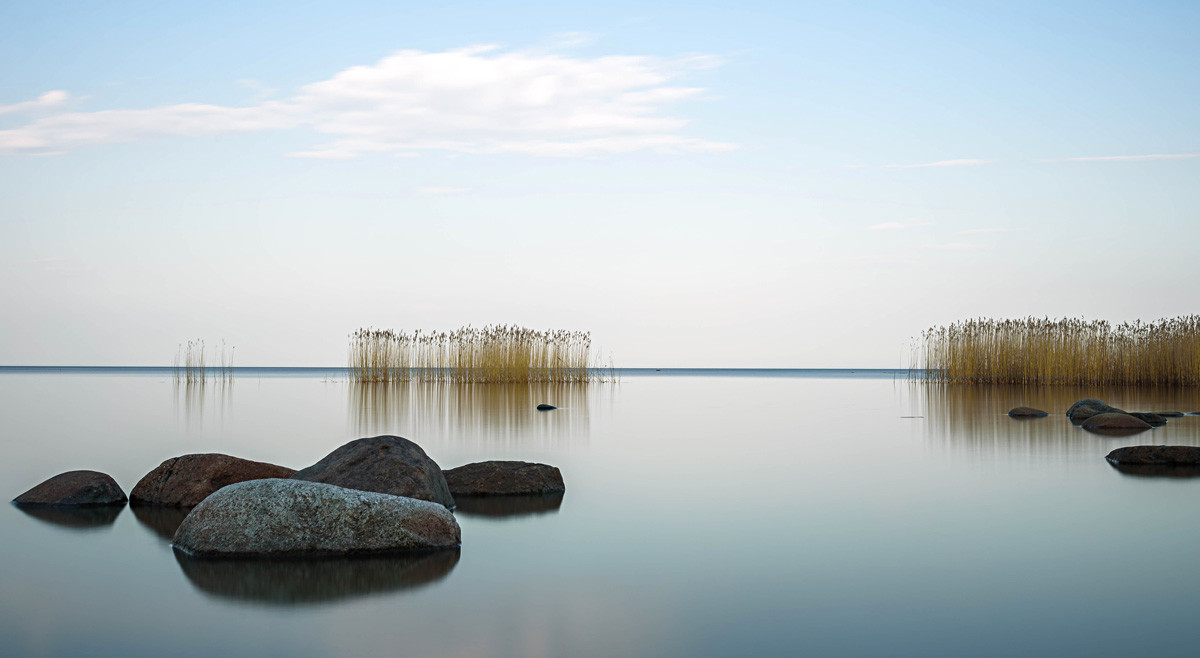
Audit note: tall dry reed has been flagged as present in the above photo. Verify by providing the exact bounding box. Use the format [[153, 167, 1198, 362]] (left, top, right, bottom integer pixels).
[[173, 339, 234, 384], [348, 325, 607, 383], [917, 316, 1200, 386]]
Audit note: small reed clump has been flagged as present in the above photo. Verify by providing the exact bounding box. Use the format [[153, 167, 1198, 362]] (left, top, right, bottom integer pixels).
[[349, 325, 606, 383], [918, 316, 1200, 386], [173, 339, 234, 384]]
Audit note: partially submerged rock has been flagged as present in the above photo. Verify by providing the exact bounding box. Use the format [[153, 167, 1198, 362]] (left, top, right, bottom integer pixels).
[[290, 436, 454, 508], [1128, 412, 1168, 427], [536, 403, 557, 411], [1008, 406, 1048, 418], [131, 454, 296, 507], [443, 461, 565, 496], [13, 470, 127, 507], [172, 479, 461, 558], [1081, 412, 1152, 432], [1154, 411, 1185, 417], [1067, 399, 1125, 424], [1106, 445, 1200, 465]]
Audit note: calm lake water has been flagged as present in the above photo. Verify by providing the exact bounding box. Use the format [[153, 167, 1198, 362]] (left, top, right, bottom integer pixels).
[[2, 368, 1199, 657]]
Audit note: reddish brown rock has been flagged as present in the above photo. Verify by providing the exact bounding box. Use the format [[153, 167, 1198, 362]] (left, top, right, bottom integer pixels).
[[443, 461, 565, 496], [13, 470, 127, 507], [1008, 406, 1048, 418], [130, 454, 295, 507], [290, 436, 454, 508], [1081, 413, 1152, 432], [1106, 445, 1200, 465]]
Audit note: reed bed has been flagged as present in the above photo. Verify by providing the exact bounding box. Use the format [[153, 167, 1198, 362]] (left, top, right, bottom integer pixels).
[[348, 325, 608, 383], [173, 339, 234, 384], [918, 316, 1200, 386]]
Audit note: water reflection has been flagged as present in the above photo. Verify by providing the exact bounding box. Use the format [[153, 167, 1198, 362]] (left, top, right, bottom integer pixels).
[[1108, 462, 1200, 479], [174, 380, 233, 429], [350, 382, 602, 446], [454, 493, 564, 519], [132, 505, 193, 541], [912, 383, 1200, 458], [15, 504, 124, 530], [174, 548, 460, 606]]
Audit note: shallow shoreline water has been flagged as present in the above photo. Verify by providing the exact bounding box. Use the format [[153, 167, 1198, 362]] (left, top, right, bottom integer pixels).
[[2, 369, 1198, 657]]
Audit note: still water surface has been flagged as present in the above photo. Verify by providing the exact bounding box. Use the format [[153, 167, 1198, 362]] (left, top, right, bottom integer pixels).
[[2, 368, 1199, 657]]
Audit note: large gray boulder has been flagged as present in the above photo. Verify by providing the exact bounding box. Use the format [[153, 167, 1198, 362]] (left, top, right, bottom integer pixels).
[[172, 479, 460, 558], [1066, 399, 1125, 424], [13, 470, 127, 507], [131, 454, 296, 507], [290, 436, 454, 508], [443, 461, 565, 496]]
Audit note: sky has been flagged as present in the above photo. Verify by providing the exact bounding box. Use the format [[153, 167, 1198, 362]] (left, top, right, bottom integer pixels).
[[1, 0, 1197, 367]]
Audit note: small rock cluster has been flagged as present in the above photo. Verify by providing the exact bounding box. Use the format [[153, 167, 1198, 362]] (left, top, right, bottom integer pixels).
[[1008, 397, 1200, 476], [12, 434, 564, 558]]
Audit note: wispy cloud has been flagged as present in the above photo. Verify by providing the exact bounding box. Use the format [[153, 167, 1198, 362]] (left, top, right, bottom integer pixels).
[[954, 227, 1014, 235], [869, 220, 932, 231], [0, 90, 70, 116], [417, 186, 470, 195], [883, 159, 992, 169], [1052, 153, 1199, 162], [0, 45, 734, 159], [922, 242, 981, 251]]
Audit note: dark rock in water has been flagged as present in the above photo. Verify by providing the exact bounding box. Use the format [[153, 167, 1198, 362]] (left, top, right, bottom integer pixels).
[[443, 461, 565, 496], [1008, 406, 1048, 418], [1106, 445, 1200, 465], [1189, 412, 1200, 416], [1066, 399, 1125, 424], [131, 454, 296, 507], [132, 505, 193, 541], [536, 403, 557, 411], [174, 548, 459, 606], [454, 492, 564, 518], [290, 436, 454, 508], [1081, 412, 1152, 432], [17, 504, 124, 530], [172, 479, 460, 558], [13, 470, 127, 507], [1154, 411, 1185, 417], [1127, 412, 1168, 427]]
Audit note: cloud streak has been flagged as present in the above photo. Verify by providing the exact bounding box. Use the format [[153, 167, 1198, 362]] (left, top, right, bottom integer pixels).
[[883, 159, 992, 169], [0, 46, 733, 158], [869, 220, 932, 231], [1054, 153, 1199, 162]]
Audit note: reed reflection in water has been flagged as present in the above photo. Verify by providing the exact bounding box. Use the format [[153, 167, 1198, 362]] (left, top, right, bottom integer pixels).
[[350, 382, 601, 448], [174, 379, 233, 430], [913, 383, 1200, 460], [174, 548, 460, 607]]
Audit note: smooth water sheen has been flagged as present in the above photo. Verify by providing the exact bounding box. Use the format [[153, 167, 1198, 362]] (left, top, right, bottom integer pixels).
[[1, 368, 1199, 657]]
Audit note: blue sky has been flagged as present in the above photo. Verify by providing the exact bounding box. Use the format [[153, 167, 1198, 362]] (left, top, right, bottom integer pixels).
[[1, 1, 1197, 366]]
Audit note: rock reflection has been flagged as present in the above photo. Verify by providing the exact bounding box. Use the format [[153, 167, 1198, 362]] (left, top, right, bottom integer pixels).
[[1107, 462, 1200, 479], [351, 382, 601, 447], [132, 505, 193, 541], [912, 383, 1200, 458], [15, 504, 124, 530], [454, 492, 564, 519], [174, 548, 460, 606]]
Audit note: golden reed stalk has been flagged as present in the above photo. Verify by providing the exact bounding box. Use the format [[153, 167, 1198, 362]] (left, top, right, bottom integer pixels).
[[348, 325, 606, 383], [917, 316, 1200, 386]]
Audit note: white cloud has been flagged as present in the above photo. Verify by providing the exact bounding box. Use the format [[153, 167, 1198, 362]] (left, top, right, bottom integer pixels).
[[869, 220, 932, 231], [417, 186, 470, 195], [954, 227, 1014, 235], [883, 159, 992, 169], [0, 46, 733, 159], [0, 90, 70, 116], [922, 242, 980, 251], [1054, 153, 1199, 162]]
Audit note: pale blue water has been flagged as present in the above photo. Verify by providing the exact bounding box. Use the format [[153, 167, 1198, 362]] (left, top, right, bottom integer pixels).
[[1, 368, 1198, 657]]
